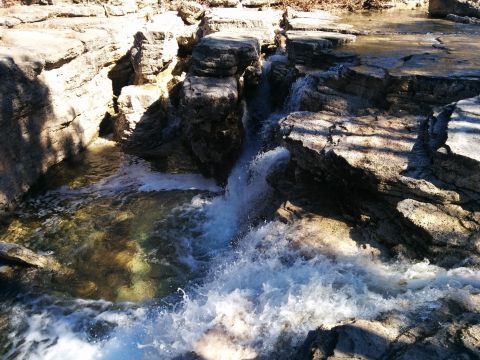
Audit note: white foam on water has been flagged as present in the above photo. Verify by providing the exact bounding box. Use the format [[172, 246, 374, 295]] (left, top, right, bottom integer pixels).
[[10, 219, 480, 360], [196, 147, 290, 252]]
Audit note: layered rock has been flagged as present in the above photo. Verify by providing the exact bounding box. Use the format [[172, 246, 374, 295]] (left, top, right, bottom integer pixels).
[[291, 32, 480, 114], [201, 7, 282, 45], [278, 110, 480, 265], [286, 31, 357, 66], [130, 12, 185, 84], [179, 76, 242, 178], [0, 9, 147, 212], [192, 31, 260, 76], [285, 8, 360, 34]]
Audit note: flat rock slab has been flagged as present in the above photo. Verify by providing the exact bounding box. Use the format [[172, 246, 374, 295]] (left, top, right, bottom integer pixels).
[[447, 95, 480, 162], [0, 29, 86, 70], [286, 31, 357, 65], [192, 31, 260, 76], [202, 7, 282, 44]]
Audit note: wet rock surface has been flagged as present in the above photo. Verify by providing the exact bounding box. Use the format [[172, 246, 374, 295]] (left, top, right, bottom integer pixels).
[[179, 75, 242, 178], [298, 296, 480, 360], [0, 241, 60, 270]]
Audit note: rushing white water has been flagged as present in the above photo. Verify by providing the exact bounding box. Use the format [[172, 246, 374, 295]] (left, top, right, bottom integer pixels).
[[4, 57, 480, 360]]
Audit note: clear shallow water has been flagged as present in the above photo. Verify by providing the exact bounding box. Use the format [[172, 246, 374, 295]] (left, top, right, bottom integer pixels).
[[1, 56, 480, 359]]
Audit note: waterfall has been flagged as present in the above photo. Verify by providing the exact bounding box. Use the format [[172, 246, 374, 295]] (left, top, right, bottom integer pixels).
[[4, 55, 480, 360]]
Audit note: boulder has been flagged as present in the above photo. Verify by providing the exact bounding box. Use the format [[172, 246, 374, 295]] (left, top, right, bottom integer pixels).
[[114, 84, 164, 142], [0, 241, 61, 270], [192, 31, 260, 77], [278, 111, 480, 263], [429, 0, 480, 18], [130, 12, 183, 84], [177, 0, 205, 25], [179, 76, 242, 177], [298, 297, 480, 360]]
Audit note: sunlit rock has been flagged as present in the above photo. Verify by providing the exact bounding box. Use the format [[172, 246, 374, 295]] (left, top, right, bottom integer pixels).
[[192, 31, 260, 77], [202, 7, 282, 44], [179, 75, 242, 178], [429, 0, 480, 18], [176, 0, 205, 25], [0, 241, 61, 271]]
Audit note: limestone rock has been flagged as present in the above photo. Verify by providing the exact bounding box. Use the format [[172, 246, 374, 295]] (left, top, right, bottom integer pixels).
[[429, 0, 480, 18], [130, 12, 183, 84], [192, 31, 260, 77], [286, 31, 356, 66], [285, 9, 359, 35], [299, 298, 480, 360], [177, 0, 205, 25], [0, 15, 144, 212], [446, 12, 480, 23], [179, 75, 242, 177], [202, 8, 282, 45], [242, 0, 279, 7], [446, 95, 480, 162], [0, 241, 60, 270], [205, 0, 240, 7], [114, 84, 163, 142], [279, 111, 480, 262]]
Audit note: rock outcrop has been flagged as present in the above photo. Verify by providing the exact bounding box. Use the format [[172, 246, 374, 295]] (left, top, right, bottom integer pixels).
[[0, 8, 147, 212], [429, 0, 480, 18], [179, 76, 242, 178], [298, 295, 480, 360], [279, 108, 480, 265]]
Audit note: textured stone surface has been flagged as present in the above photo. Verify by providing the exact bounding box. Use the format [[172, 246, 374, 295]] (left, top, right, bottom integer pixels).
[[0, 14, 145, 212], [177, 0, 205, 25], [192, 31, 260, 77], [114, 84, 163, 141], [299, 297, 480, 360], [179, 75, 242, 177], [130, 12, 183, 84], [202, 7, 282, 44], [446, 95, 480, 162], [279, 111, 480, 262], [286, 31, 356, 65], [429, 0, 480, 17]]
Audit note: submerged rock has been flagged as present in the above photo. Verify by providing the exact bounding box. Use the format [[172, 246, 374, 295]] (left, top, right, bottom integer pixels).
[[0, 242, 60, 271]]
